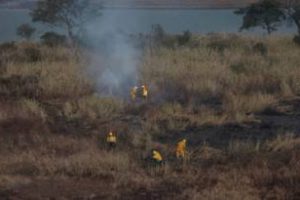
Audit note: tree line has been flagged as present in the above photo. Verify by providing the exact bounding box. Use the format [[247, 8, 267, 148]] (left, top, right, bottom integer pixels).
[[15, 0, 300, 45]]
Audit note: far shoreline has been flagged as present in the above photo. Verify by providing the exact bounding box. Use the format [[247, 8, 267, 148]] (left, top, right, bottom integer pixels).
[[0, 6, 242, 11]]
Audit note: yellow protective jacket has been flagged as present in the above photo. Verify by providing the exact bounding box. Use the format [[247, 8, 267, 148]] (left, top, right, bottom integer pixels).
[[130, 87, 138, 100], [142, 85, 148, 98], [106, 132, 117, 143], [152, 150, 163, 162], [176, 139, 186, 158]]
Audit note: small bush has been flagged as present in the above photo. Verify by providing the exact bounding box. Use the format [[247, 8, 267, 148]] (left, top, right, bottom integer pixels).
[[207, 40, 229, 52], [206, 34, 232, 52], [293, 35, 300, 46], [16, 23, 35, 41], [151, 24, 165, 45], [206, 34, 243, 52], [40, 32, 67, 47], [252, 42, 268, 56], [23, 46, 42, 62], [177, 30, 192, 46], [161, 35, 178, 48], [230, 62, 247, 74]]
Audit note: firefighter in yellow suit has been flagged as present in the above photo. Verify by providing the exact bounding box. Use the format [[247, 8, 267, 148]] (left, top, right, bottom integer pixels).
[[176, 139, 187, 159], [130, 85, 148, 101], [106, 131, 117, 150], [141, 85, 148, 99], [152, 149, 163, 166], [130, 86, 138, 101]]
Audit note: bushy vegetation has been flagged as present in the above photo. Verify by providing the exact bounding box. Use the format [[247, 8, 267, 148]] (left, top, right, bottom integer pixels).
[[149, 25, 195, 48], [16, 23, 36, 41], [0, 35, 300, 199], [294, 35, 300, 45], [40, 32, 67, 47]]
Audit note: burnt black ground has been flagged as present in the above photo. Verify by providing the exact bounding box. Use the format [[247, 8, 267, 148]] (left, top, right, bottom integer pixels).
[[156, 97, 300, 148]]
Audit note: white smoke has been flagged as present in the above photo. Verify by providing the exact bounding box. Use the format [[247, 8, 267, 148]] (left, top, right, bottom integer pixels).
[[85, 9, 141, 97]]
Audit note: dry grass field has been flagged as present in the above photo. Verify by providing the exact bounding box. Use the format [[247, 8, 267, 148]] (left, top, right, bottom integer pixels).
[[0, 34, 300, 199]]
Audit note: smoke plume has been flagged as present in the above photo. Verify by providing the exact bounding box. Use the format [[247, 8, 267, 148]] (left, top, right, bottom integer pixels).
[[85, 9, 141, 97]]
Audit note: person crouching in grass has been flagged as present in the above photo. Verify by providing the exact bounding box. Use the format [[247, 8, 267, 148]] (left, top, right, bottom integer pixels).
[[106, 131, 117, 151]]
